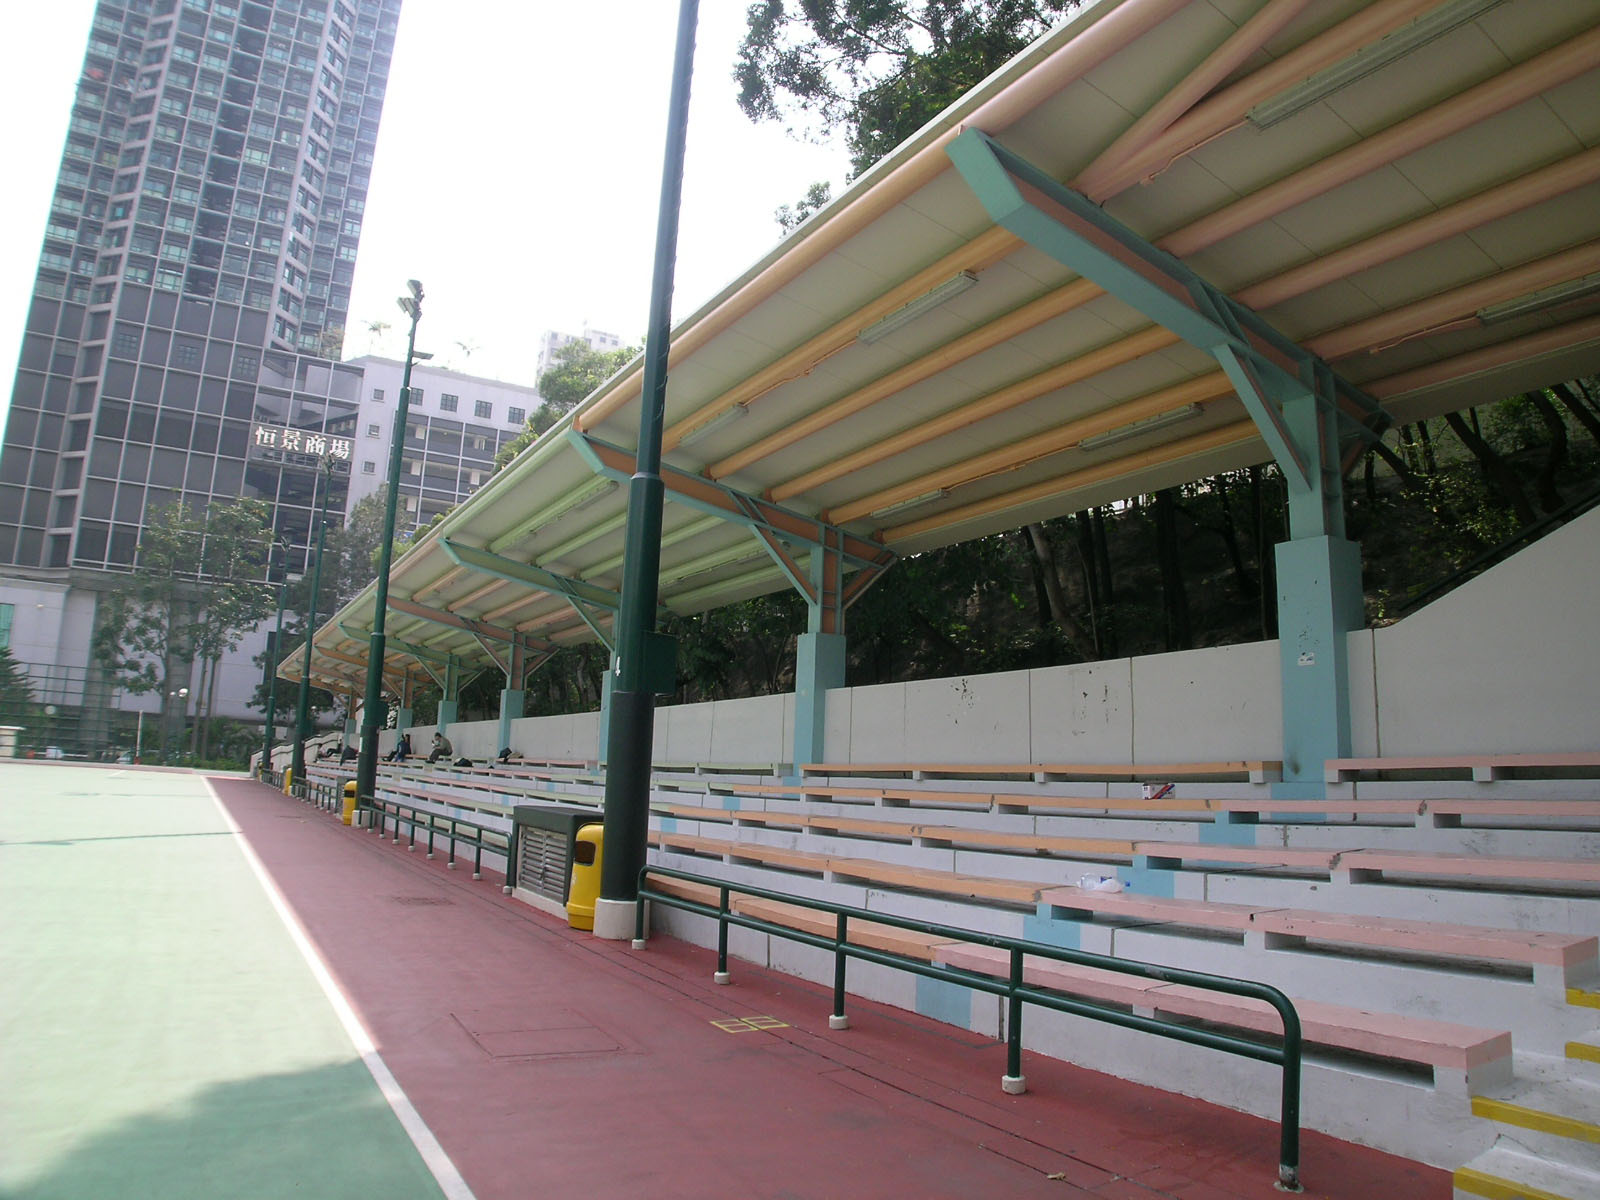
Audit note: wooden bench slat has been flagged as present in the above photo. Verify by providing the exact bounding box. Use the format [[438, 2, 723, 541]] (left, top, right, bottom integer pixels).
[[935, 944, 1511, 1073], [1338, 850, 1600, 884]]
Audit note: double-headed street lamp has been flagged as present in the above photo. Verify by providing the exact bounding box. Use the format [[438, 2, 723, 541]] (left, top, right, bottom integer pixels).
[[258, 542, 296, 779], [357, 279, 426, 802], [290, 457, 335, 789]]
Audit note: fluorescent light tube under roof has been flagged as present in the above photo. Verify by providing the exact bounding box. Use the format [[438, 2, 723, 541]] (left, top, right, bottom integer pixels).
[[1079, 404, 1203, 451], [868, 488, 949, 519], [857, 272, 980, 344], [1248, 0, 1509, 129], [1476, 273, 1600, 324], [677, 403, 746, 447]]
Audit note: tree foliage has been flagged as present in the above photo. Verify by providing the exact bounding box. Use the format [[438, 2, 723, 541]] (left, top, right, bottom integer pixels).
[[494, 339, 640, 475], [776, 181, 833, 234], [737, 1, 1077, 176]]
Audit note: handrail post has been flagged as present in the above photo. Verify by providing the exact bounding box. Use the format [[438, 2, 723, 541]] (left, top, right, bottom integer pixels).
[[632, 869, 648, 948], [830, 912, 850, 1030], [1002, 946, 1026, 1094], [1277, 998, 1303, 1191], [713, 885, 731, 984]]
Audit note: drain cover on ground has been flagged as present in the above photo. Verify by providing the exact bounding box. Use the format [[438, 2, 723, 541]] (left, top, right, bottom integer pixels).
[[388, 895, 452, 906], [452, 1005, 620, 1059]]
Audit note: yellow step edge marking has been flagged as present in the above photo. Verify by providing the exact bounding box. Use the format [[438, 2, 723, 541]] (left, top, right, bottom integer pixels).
[[1567, 1040, 1600, 1064], [710, 1015, 790, 1034], [1566, 987, 1600, 1009], [1471, 1096, 1600, 1144], [1454, 1165, 1576, 1200]]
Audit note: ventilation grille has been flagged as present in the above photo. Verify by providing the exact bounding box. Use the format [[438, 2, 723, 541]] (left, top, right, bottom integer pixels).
[[518, 826, 569, 902]]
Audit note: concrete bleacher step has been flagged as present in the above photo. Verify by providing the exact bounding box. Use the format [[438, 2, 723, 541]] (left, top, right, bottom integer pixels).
[[1455, 1143, 1600, 1200]]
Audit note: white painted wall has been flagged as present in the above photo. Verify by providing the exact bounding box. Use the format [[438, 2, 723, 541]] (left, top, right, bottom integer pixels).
[[1364, 504, 1600, 755], [372, 507, 1600, 765]]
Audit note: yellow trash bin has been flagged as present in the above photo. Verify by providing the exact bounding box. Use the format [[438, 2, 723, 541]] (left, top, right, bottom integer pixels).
[[342, 780, 359, 826], [565, 823, 604, 930], [282, 767, 293, 796]]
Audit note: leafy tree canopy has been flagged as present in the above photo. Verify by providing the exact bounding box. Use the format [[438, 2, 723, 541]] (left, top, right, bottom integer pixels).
[[494, 339, 640, 475], [737, 1, 1077, 176]]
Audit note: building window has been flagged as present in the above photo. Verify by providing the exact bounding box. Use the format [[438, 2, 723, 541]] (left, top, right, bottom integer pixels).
[[366, 422, 379, 437], [0, 602, 12, 649], [439, 393, 457, 413], [409, 388, 423, 406], [361, 460, 375, 474], [508, 406, 525, 426], [371, 387, 383, 401], [474, 400, 492, 419]]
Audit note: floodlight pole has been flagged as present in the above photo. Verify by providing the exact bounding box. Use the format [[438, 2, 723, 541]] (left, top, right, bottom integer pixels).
[[595, 0, 699, 939], [259, 546, 291, 779], [290, 460, 333, 789], [356, 281, 424, 803]]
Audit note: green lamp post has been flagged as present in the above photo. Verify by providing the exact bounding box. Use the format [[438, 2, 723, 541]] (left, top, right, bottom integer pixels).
[[356, 280, 425, 803], [290, 459, 334, 791]]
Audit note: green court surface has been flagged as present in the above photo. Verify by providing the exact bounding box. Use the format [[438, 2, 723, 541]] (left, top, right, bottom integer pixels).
[[0, 764, 446, 1200]]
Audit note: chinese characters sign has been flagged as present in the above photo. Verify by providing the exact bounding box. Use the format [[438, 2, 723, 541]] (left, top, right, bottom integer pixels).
[[249, 422, 353, 470]]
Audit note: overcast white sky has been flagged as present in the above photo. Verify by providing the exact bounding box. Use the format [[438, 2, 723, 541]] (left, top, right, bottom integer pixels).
[[0, 1, 853, 425]]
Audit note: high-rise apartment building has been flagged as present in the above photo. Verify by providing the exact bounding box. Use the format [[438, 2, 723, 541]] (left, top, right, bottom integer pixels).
[[0, 0, 403, 753], [1, 0, 400, 575], [535, 325, 625, 379]]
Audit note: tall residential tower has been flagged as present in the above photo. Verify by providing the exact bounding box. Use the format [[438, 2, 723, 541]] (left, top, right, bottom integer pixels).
[[1, 0, 401, 574], [0, 0, 402, 751]]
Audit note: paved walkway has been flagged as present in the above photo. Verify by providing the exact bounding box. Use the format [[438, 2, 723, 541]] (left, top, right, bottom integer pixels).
[[2, 764, 1451, 1198]]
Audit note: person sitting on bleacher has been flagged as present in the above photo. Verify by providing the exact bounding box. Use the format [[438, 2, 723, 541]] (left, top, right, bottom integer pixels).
[[427, 731, 452, 764], [387, 732, 412, 762]]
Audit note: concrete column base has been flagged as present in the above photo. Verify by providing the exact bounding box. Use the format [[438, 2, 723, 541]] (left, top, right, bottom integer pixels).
[[829, 1014, 850, 1030], [1001, 1075, 1027, 1095], [592, 896, 638, 941]]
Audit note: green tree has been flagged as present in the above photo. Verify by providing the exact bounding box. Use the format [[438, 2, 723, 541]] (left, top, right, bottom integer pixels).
[[0, 646, 35, 728], [96, 498, 276, 760], [737, 1, 1077, 176], [494, 339, 640, 475], [776, 181, 833, 234]]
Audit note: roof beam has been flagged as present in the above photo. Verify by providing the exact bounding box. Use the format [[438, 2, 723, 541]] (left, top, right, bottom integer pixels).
[[946, 128, 1389, 495]]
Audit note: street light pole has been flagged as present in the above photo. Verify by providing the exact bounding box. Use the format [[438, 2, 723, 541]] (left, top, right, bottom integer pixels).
[[290, 460, 333, 789], [259, 548, 293, 779], [596, 0, 700, 938], [356, 280, 424, 802]]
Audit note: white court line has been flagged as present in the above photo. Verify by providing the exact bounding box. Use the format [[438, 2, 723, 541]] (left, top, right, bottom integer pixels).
[[204, 778, 476, 1200]]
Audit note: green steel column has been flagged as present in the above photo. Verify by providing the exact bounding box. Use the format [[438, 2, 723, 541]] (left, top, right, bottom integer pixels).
[[356, 283, 423, 802], [496, 689, 522, 753], [598, 0, 699, 924], [435, 699, 457, 731], [290, 466, 332, 788], [259, 573, 290, 777], [793, 632, 845, 768], [1274, 387, 1362, 796]]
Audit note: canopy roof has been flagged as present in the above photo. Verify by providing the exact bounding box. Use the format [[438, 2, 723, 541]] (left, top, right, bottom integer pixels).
[[286, 0, 1600, 698]]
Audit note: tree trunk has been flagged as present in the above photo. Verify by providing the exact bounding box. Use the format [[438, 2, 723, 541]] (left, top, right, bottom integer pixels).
[[1090, 507, 1116, 656], [1153, 489, 1192, 651], [1416, 420, 1438, 474], [202, 650, 224, 758], [1551, 382, 1600, 448], [1443, 410, 1538, 525], [1526, 390, 1569, 513], [1211, 473, 1257, 602], [1026, 523, 1091, 650], [1020, 528, 1053, 631]]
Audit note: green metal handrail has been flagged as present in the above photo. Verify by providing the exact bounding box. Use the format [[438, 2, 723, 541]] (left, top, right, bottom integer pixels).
[[368, 793, 512, 885], [636, 863, 1303, 1191]]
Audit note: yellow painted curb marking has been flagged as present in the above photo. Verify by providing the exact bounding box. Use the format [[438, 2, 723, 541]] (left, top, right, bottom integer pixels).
[[1471, 1096, 1600, 1144], [1566, 1040, 1600, 1064], [1566, 987, 1600, 1009], [711, 1015, 791, 1033], [1454, 1165, 1575, 1200]]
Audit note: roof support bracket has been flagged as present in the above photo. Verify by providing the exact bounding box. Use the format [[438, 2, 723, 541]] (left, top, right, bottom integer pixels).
[[944, 127, 1392, 502]]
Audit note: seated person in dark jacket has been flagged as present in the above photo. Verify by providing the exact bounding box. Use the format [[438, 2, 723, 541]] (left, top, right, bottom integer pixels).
[[427, 731, 453, 764], [386, 732, 412, 762]]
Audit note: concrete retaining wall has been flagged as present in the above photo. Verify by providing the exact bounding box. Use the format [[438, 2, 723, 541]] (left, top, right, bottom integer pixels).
[[414, 507, 1600, 765]]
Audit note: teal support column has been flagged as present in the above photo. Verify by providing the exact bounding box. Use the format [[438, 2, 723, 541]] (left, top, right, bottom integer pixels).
[[497, 689, 523, 752], [1273, 387, 1361, 797], [436, 700, 458, 731], [394, 706, 412, 733], [343, 715, 358, 750], [794, 631, 845, 770]]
